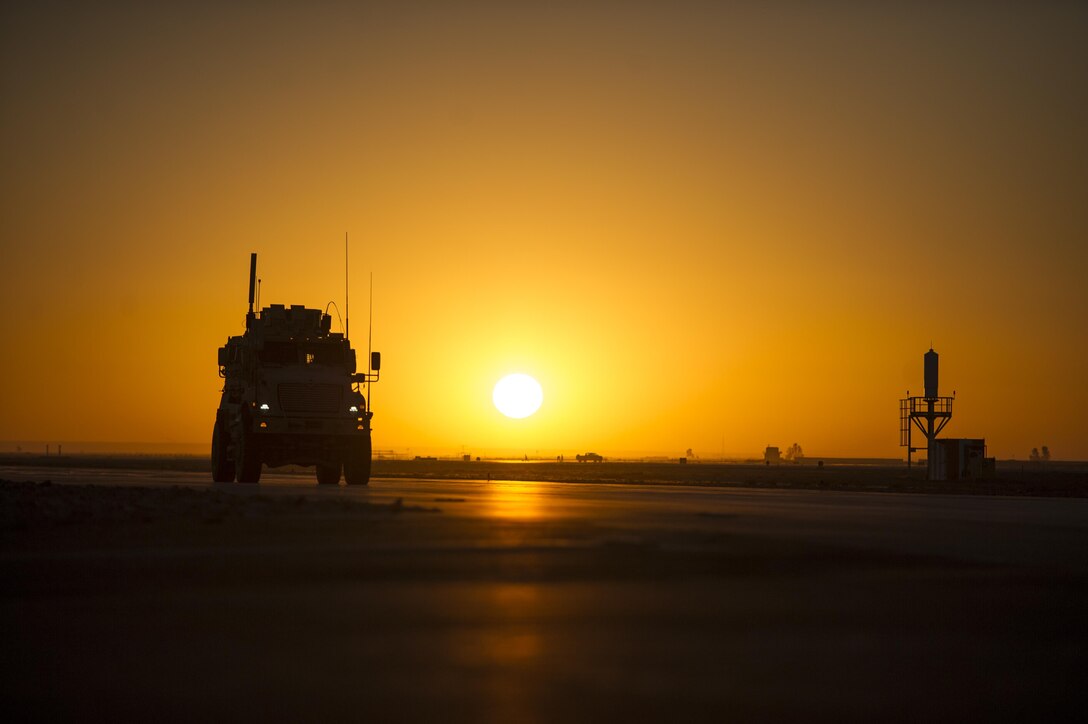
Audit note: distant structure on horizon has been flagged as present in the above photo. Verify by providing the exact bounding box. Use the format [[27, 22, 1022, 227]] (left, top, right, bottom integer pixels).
[[899, 348, 995, 481], [783, 443, 804, 462], [764, 444, 803, 465]]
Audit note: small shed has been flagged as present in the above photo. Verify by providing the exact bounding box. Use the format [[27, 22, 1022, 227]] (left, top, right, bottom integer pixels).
[[932, 438, 995, 481]]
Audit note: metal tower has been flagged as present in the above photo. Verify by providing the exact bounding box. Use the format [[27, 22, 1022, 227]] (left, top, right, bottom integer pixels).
[[899, 348, 954, 480]]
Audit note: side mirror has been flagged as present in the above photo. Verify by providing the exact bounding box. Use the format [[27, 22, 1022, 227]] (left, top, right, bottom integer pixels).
[[371, 351, 381, 371], [218, 347, 229, 367]]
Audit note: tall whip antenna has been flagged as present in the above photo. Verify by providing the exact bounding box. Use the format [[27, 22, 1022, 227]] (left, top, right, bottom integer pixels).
[[345, 232, 349, 340], [368, 271, 374, 401]]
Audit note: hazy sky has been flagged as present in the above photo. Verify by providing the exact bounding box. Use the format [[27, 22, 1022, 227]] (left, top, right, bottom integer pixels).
[[2, 0, 1086, 459]]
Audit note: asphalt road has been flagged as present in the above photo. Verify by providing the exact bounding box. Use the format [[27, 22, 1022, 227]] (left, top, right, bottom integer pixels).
[[3, 468, 1087, 722]]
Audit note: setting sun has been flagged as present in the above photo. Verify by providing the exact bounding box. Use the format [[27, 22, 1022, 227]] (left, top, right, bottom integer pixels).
[[493, 374, 544, 419]]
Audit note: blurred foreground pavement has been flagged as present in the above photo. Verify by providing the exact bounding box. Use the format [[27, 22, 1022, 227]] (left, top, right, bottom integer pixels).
[[2, 471, 1087, 722]]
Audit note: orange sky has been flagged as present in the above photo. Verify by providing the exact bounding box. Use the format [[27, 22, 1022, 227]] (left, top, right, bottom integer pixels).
[[2, 1, 1086, 459]]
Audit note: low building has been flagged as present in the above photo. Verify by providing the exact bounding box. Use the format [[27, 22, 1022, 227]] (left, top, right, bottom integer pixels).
[[931, 438, 996, 481]]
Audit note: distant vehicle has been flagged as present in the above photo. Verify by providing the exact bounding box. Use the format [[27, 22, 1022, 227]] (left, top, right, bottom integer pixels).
[[577, 452, 604, 463], [212, 253, 380, 485]]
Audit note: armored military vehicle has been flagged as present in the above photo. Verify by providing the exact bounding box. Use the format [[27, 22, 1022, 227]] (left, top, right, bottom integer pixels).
[[212, 253, 380, 485]]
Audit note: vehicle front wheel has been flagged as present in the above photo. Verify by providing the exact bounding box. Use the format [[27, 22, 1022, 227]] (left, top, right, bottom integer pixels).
[[235, 429, 262, 483], [344, 434, 372, 486], [316, 463, 341, 485], [211, 418, 235, 483]]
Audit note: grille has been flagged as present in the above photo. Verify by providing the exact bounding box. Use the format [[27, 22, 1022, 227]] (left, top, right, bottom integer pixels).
[[278, 383, 343, 414]]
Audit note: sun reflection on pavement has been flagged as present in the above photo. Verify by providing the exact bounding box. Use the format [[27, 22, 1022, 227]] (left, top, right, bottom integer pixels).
[[485, 481, 548, 520], [467, 584, 546, 724]]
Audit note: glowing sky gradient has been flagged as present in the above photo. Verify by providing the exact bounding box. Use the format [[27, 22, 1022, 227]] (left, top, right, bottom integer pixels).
[[2, 1, 1086, 458]]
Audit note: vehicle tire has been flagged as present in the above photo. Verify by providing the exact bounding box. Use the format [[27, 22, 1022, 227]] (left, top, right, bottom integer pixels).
[[344, 433, 372, 486], [235, 428, 262, 483], [211, 418, 235, 483], [316, 462, 341, 485]]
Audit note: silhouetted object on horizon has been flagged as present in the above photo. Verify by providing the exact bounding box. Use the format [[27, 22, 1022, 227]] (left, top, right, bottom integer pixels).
[[764, 446, 781, 465], [900, 348, 954, 480], [783, 443, 804, 462], [899, 348, 994, 481], [577, 452, 604, 463], [924, 347, 939, 399], [1030, 446, 1052, 462], [932, 439, 995, 481], [213, 251, 381, 486]]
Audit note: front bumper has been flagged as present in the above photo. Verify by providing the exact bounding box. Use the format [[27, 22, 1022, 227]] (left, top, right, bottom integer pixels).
[[245, 416, 370, 468], [251, 415, 367, 436]]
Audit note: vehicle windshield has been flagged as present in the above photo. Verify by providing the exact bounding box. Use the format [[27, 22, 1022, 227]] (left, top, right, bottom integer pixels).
[[259, 341, 347, 366], [306, 343, 347, 366], [259, 341, 298, 365]]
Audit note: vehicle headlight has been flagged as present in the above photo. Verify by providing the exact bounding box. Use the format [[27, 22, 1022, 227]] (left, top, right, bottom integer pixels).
[[349, 405, 359, 413], [259, 403, 270, 411]]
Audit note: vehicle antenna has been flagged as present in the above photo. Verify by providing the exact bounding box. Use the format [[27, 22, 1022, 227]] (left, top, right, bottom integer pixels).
[[368, 271, 374, 404], [345, 232, 350, 342], [256, 278, 261, 313], [246, 252, 257, 329], [247, 253, 257, 315]]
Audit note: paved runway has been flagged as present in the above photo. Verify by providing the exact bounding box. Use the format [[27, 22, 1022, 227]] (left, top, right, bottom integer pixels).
[[3, 468, 1087, 721]]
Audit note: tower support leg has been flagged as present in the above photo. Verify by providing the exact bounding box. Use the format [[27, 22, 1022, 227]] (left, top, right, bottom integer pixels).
[[926, 402, 936, 481]]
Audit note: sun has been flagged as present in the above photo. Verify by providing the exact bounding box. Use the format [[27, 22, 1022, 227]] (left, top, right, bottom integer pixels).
[[493, 373, 543, 419]]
